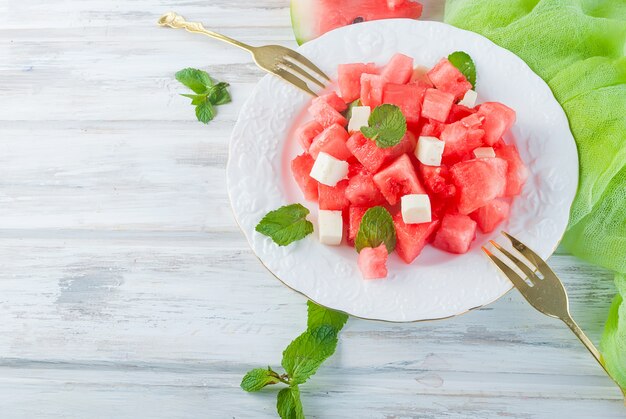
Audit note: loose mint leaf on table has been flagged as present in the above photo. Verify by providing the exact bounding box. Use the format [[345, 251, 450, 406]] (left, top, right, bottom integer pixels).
[[207, 82, 232, 106], [448, 51, 476, 88], [175, 67, 214, 94], [281, 325, 338, 385], [277, 386, 305, 419], [360, 104, 407, 149], [240, 367, 281, 392], [256, 204, 314, 246], [307, 300, 348, 333], [195, 100, 216, 123], [175, 67, 231, 124], [355, 206, 396, 253]]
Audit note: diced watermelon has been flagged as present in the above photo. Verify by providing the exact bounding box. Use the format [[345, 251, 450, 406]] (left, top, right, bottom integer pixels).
[[358, 244, 388, 279], [432, 214, 477, 254], [419, 164, 454, 196], [318, 179, 349, 211], [410, 66, 433, 86], [477, 102, 516, 146], [348, 161, 366, 178], [381, 53, 414, 84], [314, 91, 347, 112], [393, 212, 440, 264], [419, 120, 445, 137], [309, 100, 348, 128], [440, 118, 485, 162], [345, 173, 386, 207], [295, 120, 323, 151], [373, 154, 425, 205], [421, 88, 455, 122], [471, 199, 511, 233], [337, 63, 379, 102], [382, 83, 426, 125], [360, 73, 385, 108], [427, 58, 473, 100], [450, 158, 508, 214], [495, 144, 528, 196], [346, 131, 417, 173], [291, 153, 319, 201], [309, 123, 351, 160], [348, 206, 368, 243], [447, 104, 475, 123]]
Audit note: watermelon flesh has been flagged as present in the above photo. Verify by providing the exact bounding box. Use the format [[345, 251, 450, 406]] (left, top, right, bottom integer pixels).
[[382, 82, 425, 126], [373, 154, 425, 205], [337, 63, 378, 102], [477, 102, 516, 146], [427, 58, 472, 101], [295, 120, 323, 151], [309, 99, 348, 128], [347, 206, 368, 243], [440, 117, 485, 162], [433, 214, 477, 254], [360, 73, 385, 108], [291, 0, 423, 45], [319, 179, 350, 211], [471, 198, 511, 233], [314, 91, 348, 112], [450, 158, 508, 214], [357, 244, 388, 279], [291, 153, 319, 201], [381, 53, 414, 84], [393, 212, 440, 264], [494, 143, 529, 196], [309, 123, 352, 160], [421, 88, 455, 122], [345, 172, 386, 207], [346, 131, 417, 173]]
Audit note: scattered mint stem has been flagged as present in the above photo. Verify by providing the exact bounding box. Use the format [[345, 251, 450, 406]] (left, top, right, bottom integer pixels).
[[175, 68, 232, 124]]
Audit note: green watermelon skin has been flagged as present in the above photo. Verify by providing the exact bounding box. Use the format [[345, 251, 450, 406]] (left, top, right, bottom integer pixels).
[[291, 0, 423, 45]]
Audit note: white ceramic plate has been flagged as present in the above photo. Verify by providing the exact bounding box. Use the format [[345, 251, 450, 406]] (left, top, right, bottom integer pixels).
[[227, 19, 578, 322]]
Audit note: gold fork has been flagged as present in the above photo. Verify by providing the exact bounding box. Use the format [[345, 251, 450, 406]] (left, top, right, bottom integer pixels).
[[157, 12, 329, 96], [483, 232, 625, 398]]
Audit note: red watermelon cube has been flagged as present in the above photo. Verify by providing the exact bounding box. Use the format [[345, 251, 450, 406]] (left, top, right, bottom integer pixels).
[[337, 63, 378, 102], [393, 212, 440, 264], [477, 102, 516, 146], [450, 158, 508, 214], [471, 199, 511, 233], [291, 153, 319, 201], [348, 206, 368, 243], [494, 144, 528, 196], [419, 164, 453, 196], [309, 123, 351, 160], [346, 131, 417, 173], [309, 100, 347, 128], [427, 58, 473, 100], [381, 53, 414, 84], [447, 104, 476, 123], [440, 118, 485, 161], [314, 91, 347, 112], [358, 244, 388, 279], [382, 83, 426, 125], [360, 73, 385, 108], [318, 179, 349, 211], [345, 173, 386, 207], [295, 120, 323, 151], [433, 214, 477, 254], [419, 120, 445, 137], [410, 66, 434, 86], [373, 154, 425, 205], [421, 88, 455, 122]]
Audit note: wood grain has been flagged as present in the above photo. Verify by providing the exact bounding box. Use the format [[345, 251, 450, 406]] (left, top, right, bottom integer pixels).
[[1, 0, 623, 417]]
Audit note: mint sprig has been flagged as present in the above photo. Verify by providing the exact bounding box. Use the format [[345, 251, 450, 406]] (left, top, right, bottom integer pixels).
[[241, 301, 348, 418], [360, 104, 407, 149], [448, 51, 476, 88], [256, 204, 314, 246], [355, 206, 396, 253], [175, 68, 231, 124]]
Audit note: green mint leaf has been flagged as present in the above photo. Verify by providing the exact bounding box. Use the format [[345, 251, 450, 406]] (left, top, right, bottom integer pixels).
[[195, 101, 216, 124], [256, 204, 314, 246], [240, 367, 280, 392], [180, 93, 208, 106], [355, 206, 396, 253], [448, 51, 476, 88], [175, 68, 213, 94], [307, 301, 348, 333], [276, 386, 305, 419], [343, 98, 362, 119], [207, 82, 232, 106], [360, 104, 407, 148], [281, 325, 338, 385]]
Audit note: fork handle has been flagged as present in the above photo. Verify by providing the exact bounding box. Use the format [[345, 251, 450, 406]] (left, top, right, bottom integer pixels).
[[158, 12, 254, 53]]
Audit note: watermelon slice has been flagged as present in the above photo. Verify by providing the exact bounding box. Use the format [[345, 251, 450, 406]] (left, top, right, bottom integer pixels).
[[477, 102, 516, 146], [358, 244, 388, 279], [427, 58, 472, 100], [373, 154, 425, 205], [433, 214, 477, 254], [393, 212, 440, 264], [381, 53, 414, 84], [291, 0, 423, 45], [337, 63, 378, 102], [309, 99, 348, 128], [347, 206, 368, 243], [382, 83, 426, 126], [318, 179, 350, 211], [345, 173, 386, 207], [346, 131, 417, 173], [450, 157, 508, 214], [309, 123, 351, 160], [471, 198, 511, 233], [360, 74, 385, 108], [295, 120, 323, 151], [314, 91, 348, 112], [421, 88, 455, 122], [291, 153, 319, 201]]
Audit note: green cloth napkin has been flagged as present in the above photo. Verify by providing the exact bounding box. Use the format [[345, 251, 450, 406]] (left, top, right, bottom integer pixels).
[[445, 0, 626, 389]]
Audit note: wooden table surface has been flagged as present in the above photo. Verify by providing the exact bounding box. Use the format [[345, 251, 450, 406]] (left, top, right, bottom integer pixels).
[[1, 1, 624, 417]]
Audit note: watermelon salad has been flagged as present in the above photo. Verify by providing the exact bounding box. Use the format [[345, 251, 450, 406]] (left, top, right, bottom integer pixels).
[[286, 52, 528, 280]]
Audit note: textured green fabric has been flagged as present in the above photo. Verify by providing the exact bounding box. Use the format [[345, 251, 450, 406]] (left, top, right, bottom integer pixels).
[[445, 0, 626, 389]]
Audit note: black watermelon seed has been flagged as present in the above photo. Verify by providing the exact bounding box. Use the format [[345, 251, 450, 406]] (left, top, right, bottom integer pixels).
[[352, 17, 364, 24]]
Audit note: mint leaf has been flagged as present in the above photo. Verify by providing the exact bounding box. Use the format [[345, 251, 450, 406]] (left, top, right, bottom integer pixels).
[[281, 325, 338, 385], [240, 367, 280, 392], [307, 301, 348, 333], [195, 100, 215, 124], [207, 82, 232, 106], [256, 204, 314, 246], [448, 51, 476, 88], [175, 68, 213, 94], [360, 104, 407, 148], [355, 206, 396, 253], [276, 386, 305, 419]]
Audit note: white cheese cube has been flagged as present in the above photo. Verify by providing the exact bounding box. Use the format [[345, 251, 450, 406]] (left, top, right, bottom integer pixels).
[[309, 152, 349, 186], [415, 136, 445, 167], [318, 210, 343, 246], [347, 106, 371, 132], [401, 194, 432, 224], [473, 147, 496, 159], [459, 89, 478, 108]]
